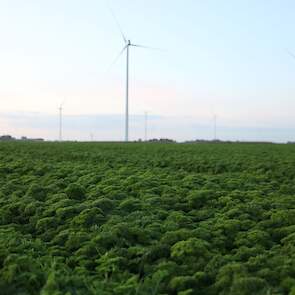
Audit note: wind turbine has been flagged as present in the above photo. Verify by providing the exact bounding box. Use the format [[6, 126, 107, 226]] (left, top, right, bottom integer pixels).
[[213, 114, 217, 141], [109, 9, 160, 142], [58, 100, 65, 141], [144, 111, 148, 141]]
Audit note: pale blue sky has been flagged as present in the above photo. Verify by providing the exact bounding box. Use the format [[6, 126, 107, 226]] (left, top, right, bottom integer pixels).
[[1, 0, 295, 141]]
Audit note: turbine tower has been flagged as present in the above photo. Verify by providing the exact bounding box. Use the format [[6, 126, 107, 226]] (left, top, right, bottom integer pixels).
[[213, 114, 217, 141], [144, 111, 148, 141], [58, 101, 65, 141], [109, 9, 159, 142]]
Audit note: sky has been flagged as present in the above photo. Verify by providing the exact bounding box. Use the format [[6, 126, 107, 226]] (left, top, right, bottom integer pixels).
[[1, 0, 295, 142]]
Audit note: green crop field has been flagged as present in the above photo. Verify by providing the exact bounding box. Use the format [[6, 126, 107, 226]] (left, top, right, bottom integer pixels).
[[1, 142, 295, 294]]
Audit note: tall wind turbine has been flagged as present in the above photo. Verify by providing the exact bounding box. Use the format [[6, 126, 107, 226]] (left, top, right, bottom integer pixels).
[[109, 9, 159, 142]]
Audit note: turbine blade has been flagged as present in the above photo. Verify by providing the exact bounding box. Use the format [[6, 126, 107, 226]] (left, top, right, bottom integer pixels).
[[131, 44, 164, 51], [286, 48, 295, 60], [106, 45, 127, 72], [109, 6, 127, 43]]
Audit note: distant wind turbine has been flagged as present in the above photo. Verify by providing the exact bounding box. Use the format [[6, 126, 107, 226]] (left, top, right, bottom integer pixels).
[[109, 8, 161, 142], [58, 100, 65, 141], [213, 114, 217, 141], [144, 111, 148, 141]]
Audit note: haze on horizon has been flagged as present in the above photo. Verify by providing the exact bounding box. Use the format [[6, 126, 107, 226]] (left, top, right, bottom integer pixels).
[[1, 0, 295, 142]]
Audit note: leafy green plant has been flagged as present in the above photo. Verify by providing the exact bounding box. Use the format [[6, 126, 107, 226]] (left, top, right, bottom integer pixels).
[[0, 141, 294, 294]]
